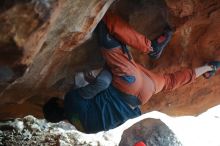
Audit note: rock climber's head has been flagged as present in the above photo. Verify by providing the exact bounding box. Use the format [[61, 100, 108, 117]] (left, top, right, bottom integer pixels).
[[43, 97, 65, 123]]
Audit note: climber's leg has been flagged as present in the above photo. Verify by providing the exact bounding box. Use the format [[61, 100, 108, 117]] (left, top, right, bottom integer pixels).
[[142, 62, 217, 93], [97, 21, 142, 99], [148, 27, 173, 59], [137, 64, 196, 93], [102, 11, 152, 53], [103, 11, 173, 59]]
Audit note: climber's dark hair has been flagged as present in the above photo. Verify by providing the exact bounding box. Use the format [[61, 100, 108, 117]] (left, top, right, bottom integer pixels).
[[43, 97, 65, 123]]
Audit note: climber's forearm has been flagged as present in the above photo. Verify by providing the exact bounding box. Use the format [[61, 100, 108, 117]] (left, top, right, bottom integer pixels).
[[78, 70, 112, 99]]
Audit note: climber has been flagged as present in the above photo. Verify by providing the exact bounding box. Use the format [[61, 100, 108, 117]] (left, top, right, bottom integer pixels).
[[43, 11, 220, 133]]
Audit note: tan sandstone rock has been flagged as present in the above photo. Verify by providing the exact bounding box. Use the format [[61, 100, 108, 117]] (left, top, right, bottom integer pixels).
[[0, 0, 219, 120]]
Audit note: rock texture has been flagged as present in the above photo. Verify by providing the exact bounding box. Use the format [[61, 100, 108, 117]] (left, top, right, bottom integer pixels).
[[0, 114, 182, 146], [107, 0, 220, 116], [119, 118, 182, 146], [0, 0, 113, 119], [1, 106, 219, 146], [120, 105, 220, 146], [0, 0, 220, 120], [141, 0, 220, 115]]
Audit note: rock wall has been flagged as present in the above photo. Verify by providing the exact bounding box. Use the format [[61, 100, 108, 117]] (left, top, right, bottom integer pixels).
[[1, 106, 220, 146], [0, 114, 182, 146], [0, 0, 113, 119], [107, 0, 220, 116], [141, 0, 220, 115], [0, 0, 220, 120], [119, 118, 182, 146]]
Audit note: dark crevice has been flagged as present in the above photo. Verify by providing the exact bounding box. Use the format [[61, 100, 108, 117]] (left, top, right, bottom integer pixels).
[[0, 42, 23, 66], [0, 0, 30, 13], [0, 41, 27, 92], [110, 0, 170, 40]]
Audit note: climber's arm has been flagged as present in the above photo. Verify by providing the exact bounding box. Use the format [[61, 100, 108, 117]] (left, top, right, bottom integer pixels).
[[78, 69, 112, 99]]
